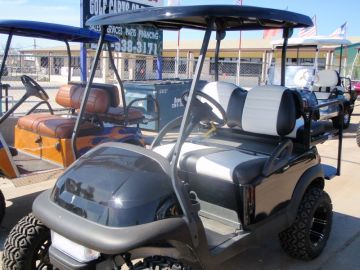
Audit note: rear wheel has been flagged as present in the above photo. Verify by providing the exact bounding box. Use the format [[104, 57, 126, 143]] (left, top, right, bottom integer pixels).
[[3, 213, 53, 270], [279, 187, 332, 260]]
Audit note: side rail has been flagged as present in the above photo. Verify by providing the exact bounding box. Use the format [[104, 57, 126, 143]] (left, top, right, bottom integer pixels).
[[0, 83, 11, 113], [26, 100, 54, 115], [303, 99, 344, 176], [125, 96, 160, 125]]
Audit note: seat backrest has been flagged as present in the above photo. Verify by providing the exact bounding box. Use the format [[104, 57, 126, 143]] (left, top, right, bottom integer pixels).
[[227, 85, 297, 137], [68, 82, 120, 107], [55, 84, 110, 114], [200, 81, 247, 119], [314, 70, 340, 89]]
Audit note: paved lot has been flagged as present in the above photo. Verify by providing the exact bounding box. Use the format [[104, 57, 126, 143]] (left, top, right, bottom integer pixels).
[[0, 94, 359, 269]]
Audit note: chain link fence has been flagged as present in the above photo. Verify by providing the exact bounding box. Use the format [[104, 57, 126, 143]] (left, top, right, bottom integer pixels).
[[1, 54, 263, 87]]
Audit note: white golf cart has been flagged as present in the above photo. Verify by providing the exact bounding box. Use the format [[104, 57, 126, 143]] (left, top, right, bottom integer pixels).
[[268, 36, 355, 129]]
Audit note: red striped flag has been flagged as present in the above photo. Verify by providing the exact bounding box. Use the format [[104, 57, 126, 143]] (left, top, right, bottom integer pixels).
[[263, 29, 280, 39], [299, 15, 317, 37], [330, 22, 347, 38]]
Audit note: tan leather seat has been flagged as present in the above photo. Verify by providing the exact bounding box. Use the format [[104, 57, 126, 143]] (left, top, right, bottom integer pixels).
[[17, 113, 97, 139], [17, 84, 110, 139]]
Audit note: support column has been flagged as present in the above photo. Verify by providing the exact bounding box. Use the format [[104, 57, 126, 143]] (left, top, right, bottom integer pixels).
[[146, 57, 153, 80], [101, 51, 109, 83], [128, 57, 136, 80]]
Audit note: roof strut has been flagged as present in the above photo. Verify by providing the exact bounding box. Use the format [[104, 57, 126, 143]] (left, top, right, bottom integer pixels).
[[107, 42, 126, 108], [65, 41, 72, 83], [280, 28, 290, 86], [170, 18, 213, 248], [0, 32, 13, 82], [71, 25, 107, 159]]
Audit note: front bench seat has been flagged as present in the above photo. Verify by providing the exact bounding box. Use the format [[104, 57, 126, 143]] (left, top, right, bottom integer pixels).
[[17, 84, 110, 139]]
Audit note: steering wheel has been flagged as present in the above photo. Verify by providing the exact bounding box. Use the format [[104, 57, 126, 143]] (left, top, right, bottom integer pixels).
[[181, 91, 227, 127], [21, 75, 49, 101]]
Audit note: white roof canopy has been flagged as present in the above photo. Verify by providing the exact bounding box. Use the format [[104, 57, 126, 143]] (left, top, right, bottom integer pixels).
[[272, 36, 352, 48]]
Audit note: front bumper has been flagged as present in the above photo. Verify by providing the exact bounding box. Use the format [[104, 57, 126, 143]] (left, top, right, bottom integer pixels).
[[49, 246, 96, 270]]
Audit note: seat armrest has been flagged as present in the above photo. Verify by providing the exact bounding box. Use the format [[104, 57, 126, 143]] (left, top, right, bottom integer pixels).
[[262, 139, 293, 177]]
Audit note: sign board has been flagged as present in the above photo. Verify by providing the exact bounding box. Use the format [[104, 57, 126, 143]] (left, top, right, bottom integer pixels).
[[82, 0, 163, 56]]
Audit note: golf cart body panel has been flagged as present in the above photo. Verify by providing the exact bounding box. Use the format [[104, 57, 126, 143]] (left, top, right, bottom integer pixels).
[[0, 21, 146, 179], [8, 5, 343, 270], [50, 143, 179, 227]]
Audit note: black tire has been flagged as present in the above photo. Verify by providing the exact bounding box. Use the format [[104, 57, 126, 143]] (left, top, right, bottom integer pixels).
[[332, 110, 351, 129], [0, 189, 5, 224], [279, 187, 332, 260], [132, 256, 192, 270], [3, 213, 53, 270], [357, 122, 360, 147]]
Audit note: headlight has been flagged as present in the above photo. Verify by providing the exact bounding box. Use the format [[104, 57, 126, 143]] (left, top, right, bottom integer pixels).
[[51, 231, 100, 263]]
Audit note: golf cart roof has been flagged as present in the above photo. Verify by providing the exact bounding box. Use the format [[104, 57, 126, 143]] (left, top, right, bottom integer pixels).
[[0, 20, 118, 43], [86, 5, 313, 31], [272, 36, 352, 48]]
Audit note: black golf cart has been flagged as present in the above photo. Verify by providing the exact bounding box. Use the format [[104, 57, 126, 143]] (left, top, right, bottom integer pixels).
[[3, 5, 344, 270], [0, 20, 157, 224]]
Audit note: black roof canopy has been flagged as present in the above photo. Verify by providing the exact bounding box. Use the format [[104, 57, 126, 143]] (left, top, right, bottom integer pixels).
[[86, 5, 313, 31], [0, 20, 117, 43]]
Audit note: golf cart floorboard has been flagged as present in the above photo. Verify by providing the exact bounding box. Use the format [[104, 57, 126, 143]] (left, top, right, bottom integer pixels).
[[13, 151, 61, 175], [200, 215, 239, 249]]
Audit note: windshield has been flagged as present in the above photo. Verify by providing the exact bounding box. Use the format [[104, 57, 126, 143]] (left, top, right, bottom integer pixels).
[[268, 65, 314, 88]]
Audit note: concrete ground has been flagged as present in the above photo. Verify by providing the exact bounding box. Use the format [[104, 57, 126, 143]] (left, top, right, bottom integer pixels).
[[0, 86, 360, 269]]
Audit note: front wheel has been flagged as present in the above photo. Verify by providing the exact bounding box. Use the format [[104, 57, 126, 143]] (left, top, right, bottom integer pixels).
[[279, 187, 332, 260], [3, 213, 53, 270]]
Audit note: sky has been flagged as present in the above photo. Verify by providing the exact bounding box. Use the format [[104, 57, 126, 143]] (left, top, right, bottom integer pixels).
[[0, 0, 359, 50]]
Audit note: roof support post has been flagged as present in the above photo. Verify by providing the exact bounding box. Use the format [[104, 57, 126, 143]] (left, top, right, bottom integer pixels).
[[170, 19, 213, 248], [0, 32, 12, 115], [107, 42, 126, 108], [339, 45, 344, 76], [280, 28, 290, 86], [71, 26, 107, 159], [65, 41, 72, 83], [0, 32, 12, 82]]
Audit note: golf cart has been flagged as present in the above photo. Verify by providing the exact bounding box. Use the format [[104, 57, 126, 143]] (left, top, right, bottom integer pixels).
[[4, 5, 344, 270], [269, 36, 355, 129], [0, 20, 155, 222]]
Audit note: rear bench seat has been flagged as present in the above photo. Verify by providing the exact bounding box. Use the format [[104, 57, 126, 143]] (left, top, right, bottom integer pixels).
[[312, 69, 342, 100], [17, 82, 144, 139], [17, 84, 110, 139], [154, 83, 299, 223]]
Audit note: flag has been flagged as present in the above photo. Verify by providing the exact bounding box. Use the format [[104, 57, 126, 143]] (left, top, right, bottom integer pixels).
[[263, 29, 280, 39], [299, 15, 317, 37], [234, 0, 243, 4], [330, 22, 347, 38]]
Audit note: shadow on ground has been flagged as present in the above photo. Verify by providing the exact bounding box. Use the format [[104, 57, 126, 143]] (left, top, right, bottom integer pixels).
[[0, 190, 44, 251], [219, 212, 360, 270]]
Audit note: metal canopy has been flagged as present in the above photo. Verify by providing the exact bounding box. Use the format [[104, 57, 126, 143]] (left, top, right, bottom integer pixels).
[[86, 5, 313, 31], [272, 36, 352, 48], [0, 20, 117, 43]]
